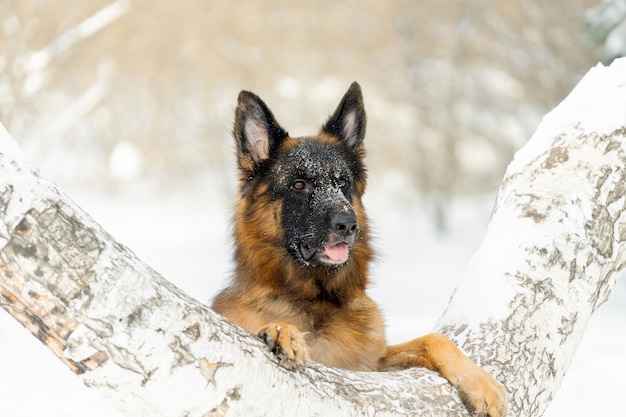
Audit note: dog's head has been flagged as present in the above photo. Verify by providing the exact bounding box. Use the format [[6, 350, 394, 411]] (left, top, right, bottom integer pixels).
[[233, 82, 368, 267]]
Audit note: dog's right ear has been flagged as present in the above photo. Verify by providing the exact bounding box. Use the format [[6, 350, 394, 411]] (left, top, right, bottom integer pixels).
[[322, 82, 366, 154], [233, 91, 287, 175]]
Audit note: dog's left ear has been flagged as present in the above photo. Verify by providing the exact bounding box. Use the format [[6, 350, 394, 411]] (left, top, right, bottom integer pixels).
[[233, 90, 288, 174], [322, 82, 366, 152]]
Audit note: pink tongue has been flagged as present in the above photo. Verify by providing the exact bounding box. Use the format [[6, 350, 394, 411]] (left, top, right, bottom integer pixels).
[[323, 242, 349, 262]]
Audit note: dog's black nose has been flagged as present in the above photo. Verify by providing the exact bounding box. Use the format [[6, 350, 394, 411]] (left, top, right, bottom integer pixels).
[[331, 213, 358, 237]]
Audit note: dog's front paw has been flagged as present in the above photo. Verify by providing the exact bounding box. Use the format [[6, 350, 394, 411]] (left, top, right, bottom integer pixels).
[[456, 366, 507, 417], [258, 322, 309, 370]]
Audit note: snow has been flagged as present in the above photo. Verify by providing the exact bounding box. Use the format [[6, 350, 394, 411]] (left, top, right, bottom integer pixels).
[[435, 211, 534, 326], [0, 180, 624, 416], [0, 122, 25, 161], [511, 59, 626, 174]]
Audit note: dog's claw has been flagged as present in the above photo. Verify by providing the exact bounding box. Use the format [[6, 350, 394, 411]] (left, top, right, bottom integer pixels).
[[456, 368, 507, 417], [257, 322, 309, 371], [258, 330, 272, 351]]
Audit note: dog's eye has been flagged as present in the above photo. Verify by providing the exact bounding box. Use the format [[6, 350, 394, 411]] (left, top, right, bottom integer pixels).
[[292, 180, 307, 191], [337, 178, 348, 188]]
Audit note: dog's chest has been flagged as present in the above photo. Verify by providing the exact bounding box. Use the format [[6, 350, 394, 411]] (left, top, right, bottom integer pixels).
[[297, 302, 387, 371]]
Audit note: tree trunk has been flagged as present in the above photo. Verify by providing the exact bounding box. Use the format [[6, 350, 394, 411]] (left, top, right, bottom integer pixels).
[[435, 58, 626, 416], [1, 58, 625, 417]]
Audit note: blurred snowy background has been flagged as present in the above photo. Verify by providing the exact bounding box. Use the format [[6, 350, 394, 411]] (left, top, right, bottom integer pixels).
[[1, 0, 625, 416]]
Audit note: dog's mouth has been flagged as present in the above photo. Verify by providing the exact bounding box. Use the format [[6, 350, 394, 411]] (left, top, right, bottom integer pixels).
[[300, 241, 350, 266]]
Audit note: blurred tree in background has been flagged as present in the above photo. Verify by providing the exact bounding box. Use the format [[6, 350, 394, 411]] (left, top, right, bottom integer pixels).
[[0, 0, 603, 228], [586, 0, 626, 62]]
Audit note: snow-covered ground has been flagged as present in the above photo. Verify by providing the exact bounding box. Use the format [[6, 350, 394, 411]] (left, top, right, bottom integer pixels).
[[0, 177, 624, 416]]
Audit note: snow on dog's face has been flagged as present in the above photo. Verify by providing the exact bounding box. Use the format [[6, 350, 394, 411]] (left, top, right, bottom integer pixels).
[[278, 138, 359, 266], [233, 82, 368, 267]]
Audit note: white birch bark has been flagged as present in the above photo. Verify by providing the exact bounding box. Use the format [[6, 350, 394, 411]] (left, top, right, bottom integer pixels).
[[436, 57, 626, 416], [1, 57, 625, 417]]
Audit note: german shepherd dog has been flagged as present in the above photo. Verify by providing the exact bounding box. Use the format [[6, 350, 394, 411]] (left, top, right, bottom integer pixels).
[[212, 83, 507, 417]]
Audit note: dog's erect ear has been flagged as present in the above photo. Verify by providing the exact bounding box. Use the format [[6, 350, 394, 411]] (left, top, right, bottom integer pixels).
[[234, 90, 287, 172], [322, 82, 366, 152]]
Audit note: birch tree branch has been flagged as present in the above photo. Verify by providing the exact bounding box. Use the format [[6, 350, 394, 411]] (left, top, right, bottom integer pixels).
[[0, 132, 466, 417], [21, 0, 130, 74], [436, 58, 626, 416], [1, 58, 626, 417]]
